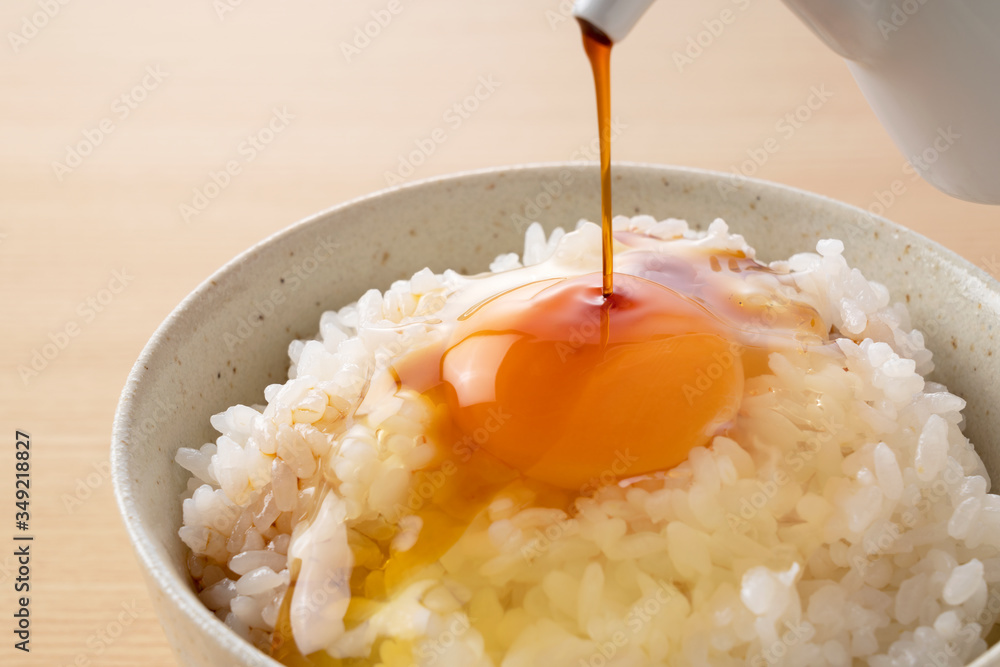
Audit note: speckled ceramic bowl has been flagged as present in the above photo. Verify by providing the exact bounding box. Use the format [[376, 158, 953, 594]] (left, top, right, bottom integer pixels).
[[111, 163, 1000, 667]]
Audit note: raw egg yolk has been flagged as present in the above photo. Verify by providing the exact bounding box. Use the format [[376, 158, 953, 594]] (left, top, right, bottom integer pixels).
[[438, 273, 744, 490]]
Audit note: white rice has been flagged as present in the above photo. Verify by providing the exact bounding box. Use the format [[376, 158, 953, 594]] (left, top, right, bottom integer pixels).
[[177, 216, 1000, 666]]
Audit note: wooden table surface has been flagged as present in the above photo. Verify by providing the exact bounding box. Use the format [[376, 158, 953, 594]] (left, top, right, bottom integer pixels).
[[1, 0, 998, 665]]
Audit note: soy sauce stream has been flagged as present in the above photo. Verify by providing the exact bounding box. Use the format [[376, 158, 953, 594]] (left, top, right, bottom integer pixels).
[[271, 19, 631, 666], [578, 18, 615, 298]]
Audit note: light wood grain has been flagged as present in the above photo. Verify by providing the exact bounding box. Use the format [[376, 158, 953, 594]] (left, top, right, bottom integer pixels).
[[1, 1, 998, 665]]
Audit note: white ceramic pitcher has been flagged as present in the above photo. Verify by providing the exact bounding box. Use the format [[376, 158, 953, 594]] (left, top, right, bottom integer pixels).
[[574, 0, 1000, 205]]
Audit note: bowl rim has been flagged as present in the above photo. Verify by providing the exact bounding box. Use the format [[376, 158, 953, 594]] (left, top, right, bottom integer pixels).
[[110, 161, 1000, 665]]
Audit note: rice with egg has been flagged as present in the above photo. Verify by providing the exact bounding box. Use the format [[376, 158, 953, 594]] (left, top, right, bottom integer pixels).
[[177, 216, 1000, 667]]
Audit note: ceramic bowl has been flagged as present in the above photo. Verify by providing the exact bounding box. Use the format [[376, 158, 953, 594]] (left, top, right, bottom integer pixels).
[[111, 163, 1000, 667]]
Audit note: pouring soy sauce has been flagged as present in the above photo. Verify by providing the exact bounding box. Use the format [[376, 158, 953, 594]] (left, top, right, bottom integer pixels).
[[578, 18, 615, 297], [269, 5, 823, 663]]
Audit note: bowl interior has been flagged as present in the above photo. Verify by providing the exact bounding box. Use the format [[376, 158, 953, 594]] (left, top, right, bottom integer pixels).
[[112, 163, 1000, 665]]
